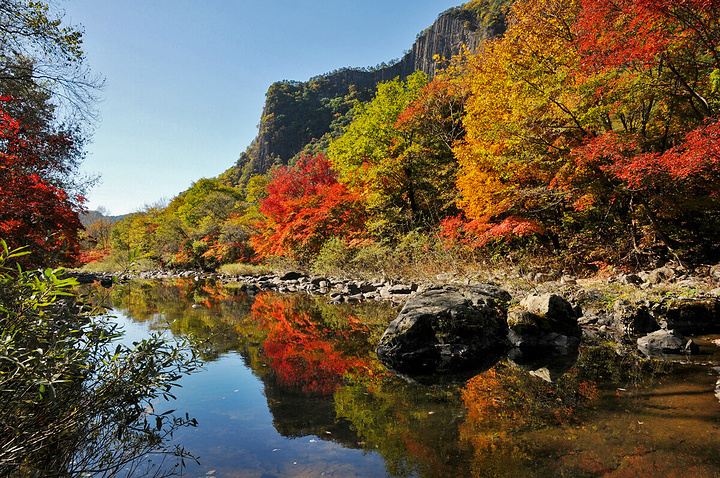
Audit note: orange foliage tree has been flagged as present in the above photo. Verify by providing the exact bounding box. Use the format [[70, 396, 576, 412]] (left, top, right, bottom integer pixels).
[[453, 0, 587, 250], [452, 0, 720, 261]]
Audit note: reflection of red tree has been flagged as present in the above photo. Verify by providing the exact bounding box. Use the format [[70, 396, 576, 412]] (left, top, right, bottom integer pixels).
[[251, 294, 376, 395]]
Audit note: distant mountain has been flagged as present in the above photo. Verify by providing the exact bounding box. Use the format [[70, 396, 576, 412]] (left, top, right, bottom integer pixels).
[[220, 0, 512, 188], [80, 210, 127, 227]]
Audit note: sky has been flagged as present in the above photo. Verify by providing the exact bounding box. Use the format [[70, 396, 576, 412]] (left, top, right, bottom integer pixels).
[[60, 0, 465, 216]]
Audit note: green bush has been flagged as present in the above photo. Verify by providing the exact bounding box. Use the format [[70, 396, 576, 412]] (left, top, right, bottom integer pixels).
[[311, 237, 354, 278], [311, 232, 466, 281], [0, 241, 199, 477]]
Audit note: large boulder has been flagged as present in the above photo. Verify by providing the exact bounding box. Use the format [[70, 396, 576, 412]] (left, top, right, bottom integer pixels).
[[612, 299, 660, 335], [506, 293, 581, 353], [375, 284, 511, 376]]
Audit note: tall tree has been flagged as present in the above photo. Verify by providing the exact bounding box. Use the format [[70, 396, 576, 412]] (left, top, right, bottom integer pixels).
[[0, 100, 83, 266], [0, 0, 102, 121], [454, 0, 585, 248], [329, 72, 447, 236], [0, 2, 102, 266]]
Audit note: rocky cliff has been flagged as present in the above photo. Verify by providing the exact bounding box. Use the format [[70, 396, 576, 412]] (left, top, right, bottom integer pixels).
[[222, 2, 509, 186]]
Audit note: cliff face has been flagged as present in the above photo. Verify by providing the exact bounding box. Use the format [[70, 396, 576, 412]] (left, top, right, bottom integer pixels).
[[227, 4, 506, 184], [406, 12, 485, 77]]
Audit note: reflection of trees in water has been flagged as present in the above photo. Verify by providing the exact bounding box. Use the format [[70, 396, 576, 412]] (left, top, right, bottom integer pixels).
[[248, 293, 388, 395], [109, 279, 254, 360], [105, 281, 720, 477], [335, 378, 472, 478]]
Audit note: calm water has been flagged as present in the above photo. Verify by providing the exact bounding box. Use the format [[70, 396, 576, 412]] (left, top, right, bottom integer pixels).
[[106, 279, 720, 477]]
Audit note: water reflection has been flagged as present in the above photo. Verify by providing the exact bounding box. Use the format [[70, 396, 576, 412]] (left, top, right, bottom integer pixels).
[[105, 279, 720, 477]]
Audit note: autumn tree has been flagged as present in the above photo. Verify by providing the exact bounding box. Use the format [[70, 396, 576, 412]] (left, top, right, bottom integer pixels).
[[452, 0, 720, 263], [110, 206, 163, 260], [251, 153, 366, 262], [453, 0, 586, 250], [0, 99, 84, 266], [0, 2, 101, 267], [568, 0, 720, 255], [394, 57, 473, 225], [328, 72, 431, 235]]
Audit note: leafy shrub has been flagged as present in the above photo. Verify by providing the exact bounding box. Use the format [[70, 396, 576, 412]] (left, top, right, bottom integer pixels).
[[0, 241, 199, 476], [311, 237, 354, 278], [218, 262, 272, 276]]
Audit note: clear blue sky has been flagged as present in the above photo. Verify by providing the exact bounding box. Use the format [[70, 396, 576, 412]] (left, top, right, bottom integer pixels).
[[61, 1, 464, 216]]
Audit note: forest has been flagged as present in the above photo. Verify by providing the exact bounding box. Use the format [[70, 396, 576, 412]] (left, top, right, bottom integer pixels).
[[6, 0, 720, 277]]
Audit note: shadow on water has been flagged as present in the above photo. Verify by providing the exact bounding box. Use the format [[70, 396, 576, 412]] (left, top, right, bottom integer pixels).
[[106, 278, 720, 477]]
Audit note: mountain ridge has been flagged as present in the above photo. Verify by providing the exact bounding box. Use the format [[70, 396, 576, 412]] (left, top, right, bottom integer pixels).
[[220, 1, 510, 187]]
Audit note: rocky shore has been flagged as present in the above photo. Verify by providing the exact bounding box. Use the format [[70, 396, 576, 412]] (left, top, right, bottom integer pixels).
[[69, 261, 720, 369]]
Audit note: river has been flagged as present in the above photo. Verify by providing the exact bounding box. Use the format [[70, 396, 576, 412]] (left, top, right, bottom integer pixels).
[[104, 278, 720, 477]]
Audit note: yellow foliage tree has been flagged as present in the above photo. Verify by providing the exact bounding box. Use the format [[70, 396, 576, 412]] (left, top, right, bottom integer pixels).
[[453, 0, 587, 246]]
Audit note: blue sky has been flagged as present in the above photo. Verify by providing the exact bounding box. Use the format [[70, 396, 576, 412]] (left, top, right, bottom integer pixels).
[[61, 1, 464, 215]]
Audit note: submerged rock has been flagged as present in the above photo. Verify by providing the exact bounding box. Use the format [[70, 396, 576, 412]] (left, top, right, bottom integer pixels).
[[507, 348, 579, 383], [637, 329, 699, 357], [375, 284, 511, 376]]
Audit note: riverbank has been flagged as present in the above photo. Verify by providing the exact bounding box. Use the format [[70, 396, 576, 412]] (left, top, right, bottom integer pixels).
[[68, 260, 720, 363]]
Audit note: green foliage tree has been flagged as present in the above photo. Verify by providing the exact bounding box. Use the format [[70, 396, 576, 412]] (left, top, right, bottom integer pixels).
[[329, 72, 432, 235]]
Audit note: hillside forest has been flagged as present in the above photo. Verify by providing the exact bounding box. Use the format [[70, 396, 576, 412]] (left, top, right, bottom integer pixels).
[[6, 0, 720, 276]]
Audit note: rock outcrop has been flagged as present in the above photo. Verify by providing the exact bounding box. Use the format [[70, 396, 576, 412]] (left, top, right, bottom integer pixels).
[[507, 293, 582, 353], [233, 5, 503, 178], [656, 297, 720, 334]]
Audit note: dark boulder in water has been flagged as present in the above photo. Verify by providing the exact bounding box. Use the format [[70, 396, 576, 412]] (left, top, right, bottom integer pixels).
[[376, 284, 511, 377]]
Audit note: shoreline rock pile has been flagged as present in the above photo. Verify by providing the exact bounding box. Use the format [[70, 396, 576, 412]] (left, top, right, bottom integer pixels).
[[68, 261, 720, 375]]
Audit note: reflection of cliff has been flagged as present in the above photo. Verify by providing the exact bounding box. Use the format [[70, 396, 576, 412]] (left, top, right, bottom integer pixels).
[[262, 374, 363, 449], [335, 379, 470, 478]]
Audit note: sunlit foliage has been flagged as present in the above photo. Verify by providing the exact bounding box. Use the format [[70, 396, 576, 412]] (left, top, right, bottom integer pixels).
[[0, 99, 84, 267], [451, 0, 720, 263], [251, 153, 367, 262]]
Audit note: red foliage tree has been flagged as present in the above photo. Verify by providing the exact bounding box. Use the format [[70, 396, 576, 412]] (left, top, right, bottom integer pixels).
[[250, 154, 366, 260], [569, 0, 720, 252], [0, 98, 84, 266]]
